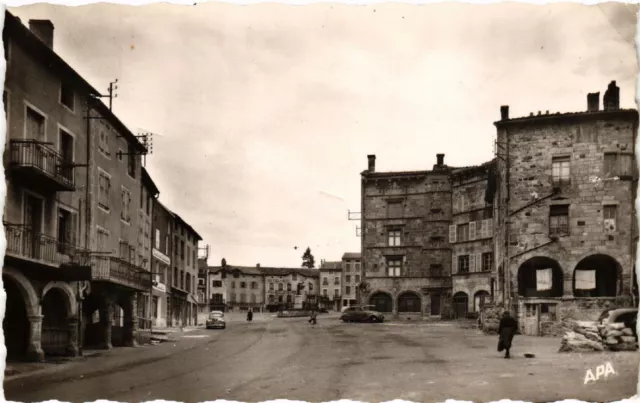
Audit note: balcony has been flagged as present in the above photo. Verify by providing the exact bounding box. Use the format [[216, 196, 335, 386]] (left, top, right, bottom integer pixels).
[[4, 223, 91, 280], [90, 255, 152, 291], [9, 140, 75, 192]]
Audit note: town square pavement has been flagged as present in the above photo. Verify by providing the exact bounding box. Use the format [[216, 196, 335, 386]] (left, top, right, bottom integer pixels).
[[4, 313, 638, 402]]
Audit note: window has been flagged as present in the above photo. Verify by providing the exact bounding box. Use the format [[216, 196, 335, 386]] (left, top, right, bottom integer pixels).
[[540, 303, 557, 321], [292, 273, 298, 281], [355, 275, 360, 283], [345, 275, 351, 283], [334, 289, 339, 297], [549, 205, 569, 236], [322, 278, 328, 286], [240, 282, 246, 289], [604, 205, 617, 233], [458, 255, 470, 274], [552, 156, 570, 186], [240, 294, 246, 303], [231, 281, 236, 289], [334, 277, 340, 285], [323, 289, 328, 297], [346, 286, 351, 295], [98, 126, 110, 157], [60, 82, 74, 111], [121, 187, 132, 223], [430, 264, 443, 277], [59, 129, 74, 182], [388, 200, 403, 218], [482, 252, 493, 272], [155, 229, 160, 249], [309, 283, 313, 291], [457, 224, 469, 242], [345, 262, 351, 272], [287, 283, 292, 291], [212, 280, 222, 287], [98, 171, 112, 211], [355, 263, 361, 272], [97, 227, 109, 252], [269, 282, 274, 291], [230, 293, 236, 302], [251, 282, 258, 289], [278, 283, 283, 291], [604, 153, 633, 178], [26, 107, 45, 140], [57, 209, 74, 252], [128, 144, 136, 178], [387, 258, 402, 277], [388, 229, 402, 246]]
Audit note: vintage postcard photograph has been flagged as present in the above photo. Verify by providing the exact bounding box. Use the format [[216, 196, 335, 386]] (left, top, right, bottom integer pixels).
[[0, 1, 639, 402]]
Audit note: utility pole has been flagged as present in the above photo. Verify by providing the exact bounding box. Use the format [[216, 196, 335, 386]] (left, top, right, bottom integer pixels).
[[95, 79, 118, 111]]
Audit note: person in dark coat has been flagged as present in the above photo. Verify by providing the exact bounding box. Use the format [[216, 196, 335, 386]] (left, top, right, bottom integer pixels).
[[246, 309, 253, 322], [308, 309, 317, 326], [498, 311, 518, 358]]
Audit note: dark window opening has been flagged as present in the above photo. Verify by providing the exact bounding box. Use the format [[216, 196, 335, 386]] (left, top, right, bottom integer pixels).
[[549, 205, 569, 236], [60, 82, 74, 111]]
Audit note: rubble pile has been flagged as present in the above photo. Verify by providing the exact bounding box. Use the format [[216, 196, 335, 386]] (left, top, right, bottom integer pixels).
[[559, 321, 638, 352], [598, 322, 638, 351], [480, 306, 505, 334]]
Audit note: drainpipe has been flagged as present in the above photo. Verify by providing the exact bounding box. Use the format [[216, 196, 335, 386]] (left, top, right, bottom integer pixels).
[[504, 126, 512, 311]]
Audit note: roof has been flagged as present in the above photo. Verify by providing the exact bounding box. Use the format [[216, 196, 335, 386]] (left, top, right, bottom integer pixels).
[[342, 252, 361, 260], [451, 159, 497, 176], [320, 261, 342, 270], [205, 266, 320, 278], [141, 167, 160, 197], [170, 211, 203, 241], [4, 12, 147, 154], [494, 109, 638, 128]]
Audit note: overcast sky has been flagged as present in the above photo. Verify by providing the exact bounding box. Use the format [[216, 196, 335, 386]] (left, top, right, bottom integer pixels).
[[8, 2, 638, 268]]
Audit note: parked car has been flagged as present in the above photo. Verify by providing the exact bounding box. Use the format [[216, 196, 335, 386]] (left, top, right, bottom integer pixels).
[[598, 308, 637, 340], [340, 306, 384, 323], [206, 311, 226, 329]]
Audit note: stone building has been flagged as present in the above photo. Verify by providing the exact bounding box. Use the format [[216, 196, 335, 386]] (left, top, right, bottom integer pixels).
[[262, 267, 319, 309], [3, 13, 95, 361], [227, 266, 265, 311], [450, 161, 495, 318], [359, 154, 454, 318], [319, 260, 342, 311], [151, 200, 173, 328], [168, 213, 202, 326], [341, 252, 362, 309], [492, 81, 638, 336]]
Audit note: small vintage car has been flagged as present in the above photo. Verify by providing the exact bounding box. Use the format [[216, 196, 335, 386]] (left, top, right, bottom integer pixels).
[[340, 306, 384, 323], [206, 311, 226, 329]]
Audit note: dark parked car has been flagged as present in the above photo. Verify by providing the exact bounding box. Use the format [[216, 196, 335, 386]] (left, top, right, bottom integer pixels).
[[340, 306, 384, 323], [206, 311, 226, 329]]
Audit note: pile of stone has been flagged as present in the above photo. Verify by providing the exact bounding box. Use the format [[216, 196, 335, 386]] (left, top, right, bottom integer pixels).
[[597, 322, 638, 351], [480, 306, 505, 334], [559, 330, 604, 353]]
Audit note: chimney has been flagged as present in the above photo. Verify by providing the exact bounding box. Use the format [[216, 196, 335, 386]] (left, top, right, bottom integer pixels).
[[436, 154, 445, 166], [256, 263, 260, 268], [587, 92, 600, 112], [367, 155, 376, 172], [29, 20, 54, 49], [603, 81, 620, 111], [500, 105, 509, 120]]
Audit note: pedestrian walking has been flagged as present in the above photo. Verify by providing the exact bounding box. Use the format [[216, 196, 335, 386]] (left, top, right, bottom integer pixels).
[[497, 311, 518, 359], [247, 309, 253, 322], [308, 309, 317, 326]]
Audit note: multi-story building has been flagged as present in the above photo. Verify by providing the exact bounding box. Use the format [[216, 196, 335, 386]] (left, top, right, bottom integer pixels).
[[151, 200, 173, 328], [137, 167, 158, 338], [341, 252, 361, 308], [319, 260, 342, 311], [263, 267, 319, 309], [168, 213, 202, 326], [450, 161, 495, 318], [3, 13, 94, 361], [359, 154, 454, 318], [2, 12, 154, 360], [493, 81, 638, 335]]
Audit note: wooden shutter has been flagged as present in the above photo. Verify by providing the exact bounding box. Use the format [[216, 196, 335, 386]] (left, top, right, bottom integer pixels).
[[449, 225, 457, 243], [469, 221, 476, 241], [486, 219, 493, 238], [468, 254, 475, 272], [477, 253, 482, 272], [452, 254, 457, 274]]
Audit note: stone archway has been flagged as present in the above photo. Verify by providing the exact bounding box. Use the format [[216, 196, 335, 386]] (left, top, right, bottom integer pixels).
[[369, 291, 393, 313], [573, 254, 621, 297], [397, 291, 421, 313], [452, 292, 468, 319], [473, 290, 490, 312], [517, 256, 564, 297], [2, 268, 42, 361], [41, 288, 72, 356]]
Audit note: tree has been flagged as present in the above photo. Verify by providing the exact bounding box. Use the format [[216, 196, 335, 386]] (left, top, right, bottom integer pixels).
[[301, 247, 315, 269]]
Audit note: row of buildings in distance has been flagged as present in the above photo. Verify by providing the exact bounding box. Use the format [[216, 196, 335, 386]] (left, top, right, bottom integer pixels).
[[357, 81, 639, 335], [196, 253, 362, 320], [2, 11, 204, 362]]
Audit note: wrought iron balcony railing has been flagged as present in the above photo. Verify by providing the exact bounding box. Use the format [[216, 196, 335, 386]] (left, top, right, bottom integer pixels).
[[4, 223, 89, 266], [90, 255, 152, 291], [9, 140, 75, 191]]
